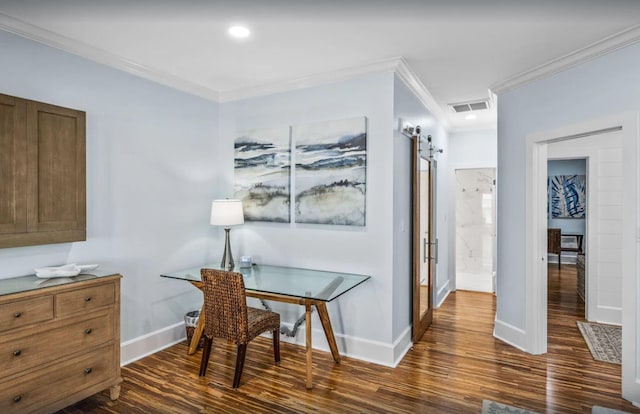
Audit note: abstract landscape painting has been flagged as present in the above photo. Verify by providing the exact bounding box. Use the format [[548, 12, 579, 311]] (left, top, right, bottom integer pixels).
[[550, 175, 586, 218], [234, 128, 291, 222], [294, 117, 367, 226]]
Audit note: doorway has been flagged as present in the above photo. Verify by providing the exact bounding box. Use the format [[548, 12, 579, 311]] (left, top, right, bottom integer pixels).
[[525, 113, 638, 402], [546, 158, 587, 318], [454, 168, 496, 293], [412, 135, 436, 343]]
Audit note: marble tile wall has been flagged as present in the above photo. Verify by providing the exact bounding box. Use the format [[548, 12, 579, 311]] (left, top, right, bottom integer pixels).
[[456, 168, 496, 291]]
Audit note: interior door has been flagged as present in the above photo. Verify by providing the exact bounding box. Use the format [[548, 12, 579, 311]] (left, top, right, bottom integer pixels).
[[412, 137, 435, 342]]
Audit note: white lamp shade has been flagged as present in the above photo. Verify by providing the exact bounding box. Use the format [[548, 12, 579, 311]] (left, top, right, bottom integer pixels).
[[210, 199, 244, 226]]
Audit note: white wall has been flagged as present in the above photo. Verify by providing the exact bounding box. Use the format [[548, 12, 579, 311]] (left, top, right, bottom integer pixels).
[[496, 41, 640, 346], [449, 130, 497, 169], [455, 168, 496, 292], [0, 31, 221, 359], [448, 130, 497, 291], [548, 136, 624, 325]]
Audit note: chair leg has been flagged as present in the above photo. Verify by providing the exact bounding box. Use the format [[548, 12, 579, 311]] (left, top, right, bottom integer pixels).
[[233, 344, 247, 388], [273, 329, 280, 364], [199, 336, 213, 377]]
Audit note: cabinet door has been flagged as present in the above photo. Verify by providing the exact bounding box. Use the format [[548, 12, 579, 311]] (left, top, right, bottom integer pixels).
[[26, 101, 85, 238], [0, 94, 27, 235]]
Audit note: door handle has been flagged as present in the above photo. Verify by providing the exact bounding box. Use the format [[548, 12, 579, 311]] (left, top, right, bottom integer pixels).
[[423, 238, 428, 263]]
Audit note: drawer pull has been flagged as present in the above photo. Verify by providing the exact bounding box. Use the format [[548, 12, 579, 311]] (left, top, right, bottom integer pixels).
[[12, 349, 21, 357], [84, 328, 93, 334], [85, 296, 92, 302], [13, 395, 22, 403], [14, 312, 22, 318], [84, 367, 92, 374]]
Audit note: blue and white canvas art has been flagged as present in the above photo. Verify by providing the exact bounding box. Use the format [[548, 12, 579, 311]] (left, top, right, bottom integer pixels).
[[294, 117, 367, 226], [234, 128, 291, 222], [550, 175, 586, 218]]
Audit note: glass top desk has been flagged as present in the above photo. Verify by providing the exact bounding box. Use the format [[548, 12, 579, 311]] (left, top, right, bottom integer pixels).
[[161, 263, 370, 389]]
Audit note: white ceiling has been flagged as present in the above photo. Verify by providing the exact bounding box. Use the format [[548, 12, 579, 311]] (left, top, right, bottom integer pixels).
[[1, 0, 640, 131]]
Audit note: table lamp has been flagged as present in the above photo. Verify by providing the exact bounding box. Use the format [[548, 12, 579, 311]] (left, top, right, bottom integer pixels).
[[210, 199, 244, 271]]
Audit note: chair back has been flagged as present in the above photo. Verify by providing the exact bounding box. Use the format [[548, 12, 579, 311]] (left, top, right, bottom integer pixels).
[[201, 268, 249, 344], [548, 228, 561, 255]]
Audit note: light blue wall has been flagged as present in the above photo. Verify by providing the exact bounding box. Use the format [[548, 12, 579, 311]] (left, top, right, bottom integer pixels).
[[497, 41, 640, 334], [219, 73, 396, 351], [392, 75, 451, 339], [0, 28, 453, 364], [0, 30, 221, 343], [547, 159, 586, 236]]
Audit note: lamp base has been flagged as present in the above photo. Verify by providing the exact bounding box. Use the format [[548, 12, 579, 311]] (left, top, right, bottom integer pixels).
[[220, 227, 235, 271]]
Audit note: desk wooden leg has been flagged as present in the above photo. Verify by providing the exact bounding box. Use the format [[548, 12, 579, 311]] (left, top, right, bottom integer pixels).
[[316, 302, 340, 364], [305, 301, 313, 389], [188, 304, 205, 355]]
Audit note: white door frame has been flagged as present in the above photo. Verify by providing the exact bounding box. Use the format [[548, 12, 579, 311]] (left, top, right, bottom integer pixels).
[[525, 112, 639, 402]]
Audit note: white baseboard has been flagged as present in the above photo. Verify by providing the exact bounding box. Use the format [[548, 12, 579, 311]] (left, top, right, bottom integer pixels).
[[120, 322, 186, 366], [436, 281, 451, 308], [392, 326, 413, 367], [119, 320, 404, 368], [592, 306, 622, 326], [456, 272, 494, 293], [493, 318, 528, 352], [277, 321, 403, 367]]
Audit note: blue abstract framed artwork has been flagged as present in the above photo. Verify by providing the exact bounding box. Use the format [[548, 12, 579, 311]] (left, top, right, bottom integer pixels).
[[549, 175, 586, 218], [293, 116, 367, 226], [234, 127, 291, 223]]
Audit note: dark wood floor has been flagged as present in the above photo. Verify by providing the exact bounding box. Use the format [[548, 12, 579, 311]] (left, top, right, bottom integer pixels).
[[58, 264, 639, 413]]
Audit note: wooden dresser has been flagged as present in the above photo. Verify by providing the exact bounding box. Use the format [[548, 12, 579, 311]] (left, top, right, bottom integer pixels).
[[0, 272, 122, 413]]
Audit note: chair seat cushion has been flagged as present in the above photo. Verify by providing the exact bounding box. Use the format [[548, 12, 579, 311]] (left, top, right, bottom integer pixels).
[[247, 307, 280, 341]]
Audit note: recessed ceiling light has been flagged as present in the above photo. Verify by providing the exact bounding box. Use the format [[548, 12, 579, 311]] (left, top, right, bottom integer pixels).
[[228, 25, 251, 39], [465, 114, 477, 120]]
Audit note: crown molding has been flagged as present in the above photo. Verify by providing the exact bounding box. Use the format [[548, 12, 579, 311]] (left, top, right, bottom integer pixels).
[[218, 56, 404, 102], [491, 24, 640, 95], [0, 12, 220, 101], [0, 12, 452, 130], [394, 58, 452, 131], [220, 56, 452, 130]]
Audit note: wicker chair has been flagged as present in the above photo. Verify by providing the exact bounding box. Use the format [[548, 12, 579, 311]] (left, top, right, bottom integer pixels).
[[199, 268, 281, 388]]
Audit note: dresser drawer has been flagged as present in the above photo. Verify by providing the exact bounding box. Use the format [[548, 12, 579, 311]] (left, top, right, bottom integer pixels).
[[56, 282, 115, 317], [0, 295, 53, 332], [0, 311, 114, 377], [0, 344, 116, 414]]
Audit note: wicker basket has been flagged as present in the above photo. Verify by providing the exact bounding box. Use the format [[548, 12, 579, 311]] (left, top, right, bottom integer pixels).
[[184, 310, 204, 349]]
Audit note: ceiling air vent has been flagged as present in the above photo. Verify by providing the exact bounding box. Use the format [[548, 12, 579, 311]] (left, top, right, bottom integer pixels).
[[448, 99, 490, 113]]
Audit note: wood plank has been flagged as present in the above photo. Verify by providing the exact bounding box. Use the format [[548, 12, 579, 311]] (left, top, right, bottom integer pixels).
[[0, 94, 26, 235], [56, 264, 640, 413], [188, 304, 205, 356], [305, 301, 312, 390], [315, 301, 340, 363], [26, 101, 86, 234]]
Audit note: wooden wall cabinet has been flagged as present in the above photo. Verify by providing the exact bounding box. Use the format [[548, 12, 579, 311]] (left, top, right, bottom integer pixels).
[[0, 93, 85, 248], [0, 273, 122, 413]]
